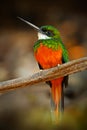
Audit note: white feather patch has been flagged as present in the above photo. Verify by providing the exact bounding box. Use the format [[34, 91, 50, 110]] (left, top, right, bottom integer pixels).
[[38, 32, 50, 40]]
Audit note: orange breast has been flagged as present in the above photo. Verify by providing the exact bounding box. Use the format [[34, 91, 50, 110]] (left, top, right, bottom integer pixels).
[[34, 43, 63, 69]]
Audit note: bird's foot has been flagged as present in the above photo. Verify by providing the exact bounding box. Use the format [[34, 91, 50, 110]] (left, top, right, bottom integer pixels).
[[57, 64, 60, 67]]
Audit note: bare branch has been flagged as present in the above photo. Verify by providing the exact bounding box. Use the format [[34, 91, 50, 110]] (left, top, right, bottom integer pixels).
[[0, 57, 87, 93]]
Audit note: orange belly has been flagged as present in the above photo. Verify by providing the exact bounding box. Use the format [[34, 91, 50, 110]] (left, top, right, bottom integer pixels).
[[34, 43, 63, 69]]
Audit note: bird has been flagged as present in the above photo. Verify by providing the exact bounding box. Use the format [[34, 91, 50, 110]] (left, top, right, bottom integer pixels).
[[18, 17, 69, 122]]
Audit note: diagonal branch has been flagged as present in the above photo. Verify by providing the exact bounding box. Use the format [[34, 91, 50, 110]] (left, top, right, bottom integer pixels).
[[0, 57, 87, 93]]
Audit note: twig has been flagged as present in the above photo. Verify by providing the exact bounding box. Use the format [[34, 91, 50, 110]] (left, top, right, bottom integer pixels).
[[0, 57, 87, 93]]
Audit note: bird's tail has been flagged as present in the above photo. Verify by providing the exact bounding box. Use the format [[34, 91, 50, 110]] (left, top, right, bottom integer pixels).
[[50, 78, 64, 122]]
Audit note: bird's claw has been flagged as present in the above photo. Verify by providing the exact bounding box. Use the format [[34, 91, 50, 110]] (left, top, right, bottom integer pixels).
[[57, 64, 60, 67]]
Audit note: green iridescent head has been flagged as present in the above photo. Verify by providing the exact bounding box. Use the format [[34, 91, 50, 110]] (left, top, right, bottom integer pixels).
[[40, 25, 60, 39]]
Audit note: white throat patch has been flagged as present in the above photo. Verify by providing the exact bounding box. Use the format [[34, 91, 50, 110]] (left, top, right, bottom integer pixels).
[[38, 32, 50, 40]]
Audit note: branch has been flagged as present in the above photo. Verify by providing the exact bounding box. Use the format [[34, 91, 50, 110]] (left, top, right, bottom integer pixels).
[[0, 57, 87, 93]]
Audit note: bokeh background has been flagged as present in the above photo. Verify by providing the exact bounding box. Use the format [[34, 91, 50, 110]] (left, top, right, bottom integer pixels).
[[0, 0, 87, 130]]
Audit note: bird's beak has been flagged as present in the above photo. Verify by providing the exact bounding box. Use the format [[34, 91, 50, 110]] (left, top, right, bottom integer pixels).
[[17, 17, 42, 33]]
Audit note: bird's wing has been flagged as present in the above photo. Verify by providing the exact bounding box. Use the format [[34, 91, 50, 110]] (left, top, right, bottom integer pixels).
[[62, 43, 69, 87]]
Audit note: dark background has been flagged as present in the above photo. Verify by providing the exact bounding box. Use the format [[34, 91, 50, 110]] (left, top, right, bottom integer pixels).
[[0, 0, 87, 130], [0, 0, 87, 27]]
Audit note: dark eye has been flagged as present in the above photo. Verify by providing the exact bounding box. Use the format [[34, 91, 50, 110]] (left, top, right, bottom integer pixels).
[[41, 28, 54, 37], [45, 31, 53, 37]]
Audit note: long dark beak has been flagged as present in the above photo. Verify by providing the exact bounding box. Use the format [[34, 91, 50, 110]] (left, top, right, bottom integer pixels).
[[17, 17, 41, 32]]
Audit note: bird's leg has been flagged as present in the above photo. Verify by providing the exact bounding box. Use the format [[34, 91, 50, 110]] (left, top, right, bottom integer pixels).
[[57, 64, 60, 67]]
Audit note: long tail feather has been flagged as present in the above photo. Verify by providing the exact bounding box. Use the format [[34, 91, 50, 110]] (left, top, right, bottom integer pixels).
[[51, 79, 64, 122]]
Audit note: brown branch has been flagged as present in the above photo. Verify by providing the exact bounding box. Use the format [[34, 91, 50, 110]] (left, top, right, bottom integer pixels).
[[0, 57, 87, 93]]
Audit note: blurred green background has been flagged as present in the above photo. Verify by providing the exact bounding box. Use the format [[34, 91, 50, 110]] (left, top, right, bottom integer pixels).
[[0, 0, 87, 130]]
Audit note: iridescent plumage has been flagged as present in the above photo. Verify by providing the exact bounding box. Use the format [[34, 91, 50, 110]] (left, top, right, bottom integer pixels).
[[34, 25, 69, 121]]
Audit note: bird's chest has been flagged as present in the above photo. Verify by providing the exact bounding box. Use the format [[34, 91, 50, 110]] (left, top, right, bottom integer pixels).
[[34, 43, 63, 69]]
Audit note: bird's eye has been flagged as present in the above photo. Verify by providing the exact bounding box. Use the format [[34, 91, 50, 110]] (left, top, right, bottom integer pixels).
[[45, 31, 53, 37], [41, 28, 54, 37]]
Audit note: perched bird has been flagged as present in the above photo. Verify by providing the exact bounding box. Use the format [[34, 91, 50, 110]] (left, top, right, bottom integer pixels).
[[18, 17, 69, 121]]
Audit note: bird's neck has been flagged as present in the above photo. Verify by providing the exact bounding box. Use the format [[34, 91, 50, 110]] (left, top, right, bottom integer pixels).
[[38, 32, 51, 40]]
